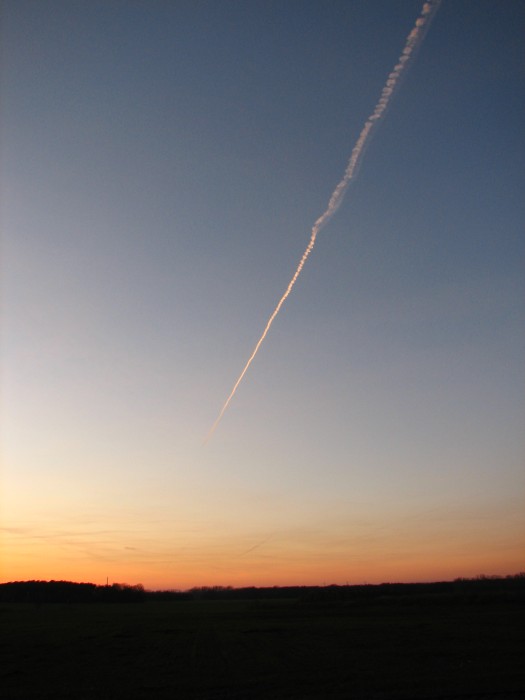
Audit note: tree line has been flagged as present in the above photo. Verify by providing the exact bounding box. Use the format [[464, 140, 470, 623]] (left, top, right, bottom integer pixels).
[[0, 573, 523, 604]]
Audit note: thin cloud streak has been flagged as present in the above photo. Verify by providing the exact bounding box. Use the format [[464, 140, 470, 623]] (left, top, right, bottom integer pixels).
[[206, 0, 441, 442]]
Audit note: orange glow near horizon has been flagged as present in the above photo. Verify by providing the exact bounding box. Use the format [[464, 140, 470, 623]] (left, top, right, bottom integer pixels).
[[3, 513, 523, 590]]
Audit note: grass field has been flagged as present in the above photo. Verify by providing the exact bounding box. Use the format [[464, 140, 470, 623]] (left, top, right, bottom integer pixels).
[[2, 596, 525, 699]]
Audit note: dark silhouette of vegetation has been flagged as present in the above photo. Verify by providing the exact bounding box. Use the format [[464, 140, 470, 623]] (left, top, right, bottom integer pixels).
[[0, 580, 146, 603], [1, 572, 523, 604]]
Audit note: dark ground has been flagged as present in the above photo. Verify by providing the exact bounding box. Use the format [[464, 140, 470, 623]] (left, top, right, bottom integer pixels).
[[1, 592, 525, 699]]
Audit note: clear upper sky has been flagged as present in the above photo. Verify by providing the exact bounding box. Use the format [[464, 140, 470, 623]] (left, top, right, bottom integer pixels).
[[2, 0, 524, 589]]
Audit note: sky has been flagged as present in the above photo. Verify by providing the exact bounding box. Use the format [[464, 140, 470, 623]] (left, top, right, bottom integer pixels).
[[1, 0, 524, 590]]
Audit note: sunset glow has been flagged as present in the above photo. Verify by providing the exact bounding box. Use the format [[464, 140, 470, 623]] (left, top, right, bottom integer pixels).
[[2, 0, 524, 590]]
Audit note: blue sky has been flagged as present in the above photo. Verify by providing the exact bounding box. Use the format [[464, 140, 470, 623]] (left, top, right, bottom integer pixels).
[[2, 0, 524, 588]]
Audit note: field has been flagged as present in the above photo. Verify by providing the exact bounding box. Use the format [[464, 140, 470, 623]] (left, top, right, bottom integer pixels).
[[2, 596, 525, 699]]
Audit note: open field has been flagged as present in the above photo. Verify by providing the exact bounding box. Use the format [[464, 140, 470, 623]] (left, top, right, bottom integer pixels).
[[2, 594, 525, 699]]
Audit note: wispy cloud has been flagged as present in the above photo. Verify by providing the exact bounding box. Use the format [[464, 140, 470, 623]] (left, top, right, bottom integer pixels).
[[206, 0, 441, 441]]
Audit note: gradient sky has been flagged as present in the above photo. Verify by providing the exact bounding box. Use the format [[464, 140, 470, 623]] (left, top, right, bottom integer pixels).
[[2, 0, 524, 590]]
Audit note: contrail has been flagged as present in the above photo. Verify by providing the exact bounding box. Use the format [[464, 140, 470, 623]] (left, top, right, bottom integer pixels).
[[205, 0, 441, 443]]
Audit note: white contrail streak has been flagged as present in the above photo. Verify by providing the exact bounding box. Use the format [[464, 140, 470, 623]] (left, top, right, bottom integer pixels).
[[205, 0, 441, 443]]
